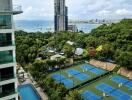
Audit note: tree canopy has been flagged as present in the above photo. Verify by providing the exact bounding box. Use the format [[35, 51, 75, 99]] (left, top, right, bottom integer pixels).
[[15, 19, 132, 100], [16, 19, 132, 69]]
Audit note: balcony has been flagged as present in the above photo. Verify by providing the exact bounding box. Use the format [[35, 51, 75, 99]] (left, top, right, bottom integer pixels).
[[12, 5, 23, 15], [0, 5, 23, 15]]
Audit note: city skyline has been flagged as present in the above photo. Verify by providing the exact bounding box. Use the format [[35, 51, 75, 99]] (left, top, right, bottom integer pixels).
[[13, 0, 132, 20]]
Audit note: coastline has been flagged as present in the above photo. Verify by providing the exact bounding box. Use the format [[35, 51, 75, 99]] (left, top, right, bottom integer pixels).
[[15, 20, 101, 33]]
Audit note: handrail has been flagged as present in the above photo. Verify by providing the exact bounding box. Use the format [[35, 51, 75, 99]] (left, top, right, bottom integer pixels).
[[0, 5, 22, 12], [13, 5, 22, 12]]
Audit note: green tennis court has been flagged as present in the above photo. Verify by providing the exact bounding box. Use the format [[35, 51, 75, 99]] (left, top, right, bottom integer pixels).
[[80, 73, 132, 100], [50, 63, 107, 89]]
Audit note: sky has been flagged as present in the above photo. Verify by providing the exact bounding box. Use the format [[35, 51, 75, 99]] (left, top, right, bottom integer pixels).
[[13, 0, 132, 20]]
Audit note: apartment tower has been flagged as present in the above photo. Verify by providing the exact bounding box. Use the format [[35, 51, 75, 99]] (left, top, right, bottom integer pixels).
[[0, 0, 22, 100], [54, 0, 68, 31]]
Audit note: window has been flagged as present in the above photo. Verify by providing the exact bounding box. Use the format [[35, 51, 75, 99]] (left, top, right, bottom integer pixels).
[[0, 83, 15, 98], [2, 83, 15, 94], [0, 33, 12, 46], [0, 15, 12, 29], [0, 67, 14, 81], [0, 50, 14, 64]]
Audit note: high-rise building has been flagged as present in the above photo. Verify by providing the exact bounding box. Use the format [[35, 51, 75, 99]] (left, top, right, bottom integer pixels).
[[54, 0, 68, 31], [68, 25, 78, 32], [0, 0, 22, 100]]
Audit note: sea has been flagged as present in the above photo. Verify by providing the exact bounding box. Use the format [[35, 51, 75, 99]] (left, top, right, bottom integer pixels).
[[15, 20, 101, 33]]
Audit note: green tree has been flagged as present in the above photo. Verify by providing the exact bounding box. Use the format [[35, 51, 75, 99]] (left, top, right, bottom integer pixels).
[[66, 90, 83, 100], [114, 50, 132, 69], [63, 44, 75, 58]]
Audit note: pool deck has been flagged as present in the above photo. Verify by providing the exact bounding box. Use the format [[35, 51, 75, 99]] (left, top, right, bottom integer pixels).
[[18, 67, 48, 100]]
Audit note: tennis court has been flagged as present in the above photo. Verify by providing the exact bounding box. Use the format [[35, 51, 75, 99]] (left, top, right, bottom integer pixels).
[[81, 64, 105, 75], [80, 73, 132, 100], [50, 63, 107, 89], [66, 69, 90, 81], [96, 83, 131, 100], [82, 64, 95, 70], [52, 74, 73, 88], [112, 76, 132, 89], [82, 91, 102, 100], [50, 63, 132, 99]]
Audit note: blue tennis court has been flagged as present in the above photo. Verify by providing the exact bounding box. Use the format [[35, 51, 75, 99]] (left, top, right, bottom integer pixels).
[[96, 83, 131, 100], [52, 74, 67, 81], [90, 68, 105, 75], [66, 69, 89, 81], [112, 76, 132, 89], [52, 74, 73, 88], [82, 64, 94, 70], [81, 64, 105, 75], [82, 91, 102, 100]]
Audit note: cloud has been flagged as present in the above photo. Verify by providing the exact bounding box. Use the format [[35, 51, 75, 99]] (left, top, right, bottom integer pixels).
[[25, 6, 32, 13], [14, 0, 132, 20], [96, 8, 132, 19], [97, 10, 111, 15], [115, 9, 132, 16]]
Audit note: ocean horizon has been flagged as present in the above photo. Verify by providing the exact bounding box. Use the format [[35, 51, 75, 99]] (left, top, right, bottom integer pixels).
[[15, 20, 101, 33]]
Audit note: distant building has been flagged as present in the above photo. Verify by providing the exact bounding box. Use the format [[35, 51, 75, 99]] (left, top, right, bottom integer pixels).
[[50, 54, 65, 60], [0, 0, 22, 100], [68, 25, 78, 32], [66, 41, 74, 46], [75, 48, 83, 56], [54, 0, 68, 31]]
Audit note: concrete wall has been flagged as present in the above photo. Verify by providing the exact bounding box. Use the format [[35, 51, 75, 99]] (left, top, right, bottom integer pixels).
[[59, 15, 65, 31], [60, 0, 65, 15], [0, 0, 12, 11]]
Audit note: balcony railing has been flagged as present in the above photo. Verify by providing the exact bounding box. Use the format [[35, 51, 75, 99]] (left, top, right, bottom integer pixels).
[[0, 89, 16, 98], [13, 5, 22, 12], [12, 5, 23, 14], [0, 5, 22, 14], [0, 74, 15, 82]]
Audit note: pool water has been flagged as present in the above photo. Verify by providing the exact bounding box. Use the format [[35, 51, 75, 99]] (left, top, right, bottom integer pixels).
[[18, 84, 41, 100]]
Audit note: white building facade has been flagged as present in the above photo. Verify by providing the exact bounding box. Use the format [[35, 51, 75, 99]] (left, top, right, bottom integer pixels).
[[68, 25, 78, 32], [0, 0, 22, 100]]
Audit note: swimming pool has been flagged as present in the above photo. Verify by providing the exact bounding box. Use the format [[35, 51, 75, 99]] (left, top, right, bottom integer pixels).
[[18, 84, 41, 100]]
